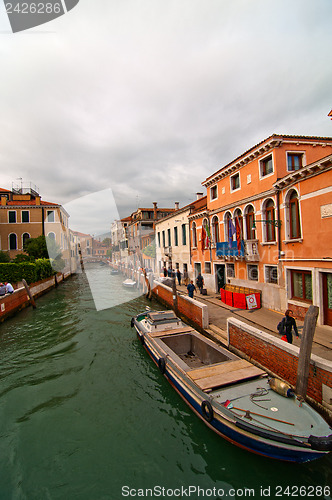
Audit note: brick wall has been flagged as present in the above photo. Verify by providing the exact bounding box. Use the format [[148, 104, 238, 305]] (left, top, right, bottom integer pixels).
[[152, 282, 209, 329], [227, 318, 332, 408], [0, 274, 67, 322]]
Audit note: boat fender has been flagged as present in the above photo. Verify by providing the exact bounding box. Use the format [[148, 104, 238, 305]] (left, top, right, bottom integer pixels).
[[201, 400, 214, 423], [308, 434, 332, 451], [268, 378, 294, 398], [158, 357, 166, 374], [130, 318, 135, 328]]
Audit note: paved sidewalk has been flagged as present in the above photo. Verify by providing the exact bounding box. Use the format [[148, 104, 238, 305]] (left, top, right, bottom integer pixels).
[[176, 285, 332, 362]]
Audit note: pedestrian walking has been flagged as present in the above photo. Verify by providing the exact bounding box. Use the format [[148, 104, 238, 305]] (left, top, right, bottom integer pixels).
[[277, 309, 299, 344], [187, 280, 196, 298], [163, 266, 167, 278], [176, 269, 182, 286], [183, 270, 188, 286], [196, 273, 204, 294]]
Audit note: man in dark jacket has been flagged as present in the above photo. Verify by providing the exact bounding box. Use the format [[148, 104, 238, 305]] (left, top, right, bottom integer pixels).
[[196, 273, 204, 294], [279, 309, 299, 344]]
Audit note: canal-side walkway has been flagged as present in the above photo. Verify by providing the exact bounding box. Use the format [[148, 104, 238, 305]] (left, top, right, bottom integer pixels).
[[175, 285, 332, 362]]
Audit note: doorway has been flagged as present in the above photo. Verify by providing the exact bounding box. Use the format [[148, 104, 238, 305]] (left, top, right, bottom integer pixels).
[[323, 273, 332, 326], [215, 264, 225, 292]]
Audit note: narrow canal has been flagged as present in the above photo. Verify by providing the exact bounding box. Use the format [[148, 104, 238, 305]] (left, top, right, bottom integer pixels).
[[0, 266, 331, 500]]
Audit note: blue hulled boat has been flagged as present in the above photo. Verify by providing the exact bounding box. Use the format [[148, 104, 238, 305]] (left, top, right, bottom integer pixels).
[[131, 309, 332, 463]]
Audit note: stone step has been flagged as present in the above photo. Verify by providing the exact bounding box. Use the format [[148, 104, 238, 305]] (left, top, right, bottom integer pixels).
[[205, 324, 228, 346]]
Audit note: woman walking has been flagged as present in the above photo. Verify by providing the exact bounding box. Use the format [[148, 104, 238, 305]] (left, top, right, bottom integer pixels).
[[278, 309, 299, 344]]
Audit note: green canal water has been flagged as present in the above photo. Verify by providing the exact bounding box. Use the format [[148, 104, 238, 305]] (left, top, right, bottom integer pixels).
[[0, 266, 331, 500]]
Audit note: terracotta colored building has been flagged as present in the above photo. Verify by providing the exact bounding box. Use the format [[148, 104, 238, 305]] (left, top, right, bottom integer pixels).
[[0, 184, 71, 267], [191, 134, 332, 325]]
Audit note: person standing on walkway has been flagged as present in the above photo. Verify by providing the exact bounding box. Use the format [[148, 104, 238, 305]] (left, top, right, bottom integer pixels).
[[196, 273, 204, 294], [163, 266, 167, 278], [176, 268, 182, 286], [278, 309, 299, 344], [187, 280, 196, 298], [183, 269, 188, 286]]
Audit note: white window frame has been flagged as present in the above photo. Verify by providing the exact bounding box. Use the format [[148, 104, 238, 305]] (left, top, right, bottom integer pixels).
[[230, 172, 241, 193], [210, 185, 218, 201], [259, 153, 274, 179], [286, 151, 306, 172]]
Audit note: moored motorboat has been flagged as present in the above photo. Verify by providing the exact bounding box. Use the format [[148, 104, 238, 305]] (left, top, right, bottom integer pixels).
[[123, 278, 137, 288], [131, 309, 332, 463]]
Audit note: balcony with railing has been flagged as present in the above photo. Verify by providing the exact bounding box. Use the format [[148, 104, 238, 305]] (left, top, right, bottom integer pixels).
[[216, 240, 259, 261]]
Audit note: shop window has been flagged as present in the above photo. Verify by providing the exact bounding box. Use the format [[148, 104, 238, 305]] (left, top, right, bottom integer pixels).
[[291, 270, 312, 302]]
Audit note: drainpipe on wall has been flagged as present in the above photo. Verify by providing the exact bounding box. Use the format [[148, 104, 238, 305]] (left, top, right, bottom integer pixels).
[[276, 188, 282, 260], [42, 207, 45, 236]]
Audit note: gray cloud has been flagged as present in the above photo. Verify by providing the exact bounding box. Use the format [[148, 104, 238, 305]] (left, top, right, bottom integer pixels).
[[0, 0, 331, 230]]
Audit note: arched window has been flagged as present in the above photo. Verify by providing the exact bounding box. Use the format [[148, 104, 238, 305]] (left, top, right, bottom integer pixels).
[[211, 216, 219, 244], [22, 232, 30, 247], [9, 233, 17, 250], [234, 209, 243, 240], [245, 205, 256, 240], [289, 190, 301, 239], [264, 199, 276, 242], [224, 211, 233, 242], [202, 218, 209, 250], [192, 222, 197, 248], [47, 232, 56, 240]]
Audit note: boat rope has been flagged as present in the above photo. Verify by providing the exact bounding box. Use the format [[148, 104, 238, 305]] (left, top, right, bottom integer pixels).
[[250, 387, 270, 410]]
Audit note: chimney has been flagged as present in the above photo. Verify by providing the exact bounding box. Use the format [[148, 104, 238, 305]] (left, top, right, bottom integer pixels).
[[196, 192, 203, 200], [1, 196, 7, 206], [153, 202, 157, 219], [175, 202, 179, 210], [35, 196, 41, 205]]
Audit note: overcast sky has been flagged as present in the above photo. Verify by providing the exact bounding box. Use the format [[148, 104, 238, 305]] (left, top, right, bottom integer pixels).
[[0, 0, 331, 234]]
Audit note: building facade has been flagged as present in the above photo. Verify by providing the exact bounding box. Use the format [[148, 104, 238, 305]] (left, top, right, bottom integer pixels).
[[190, 134, 332, 325], [0, 184, 71, 269]]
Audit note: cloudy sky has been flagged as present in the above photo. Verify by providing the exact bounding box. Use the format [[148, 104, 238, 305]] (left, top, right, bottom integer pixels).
[[0, 0, 331, 234]]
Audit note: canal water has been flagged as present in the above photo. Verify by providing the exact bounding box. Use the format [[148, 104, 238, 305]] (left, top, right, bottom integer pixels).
[[0, 266, 331, 500]]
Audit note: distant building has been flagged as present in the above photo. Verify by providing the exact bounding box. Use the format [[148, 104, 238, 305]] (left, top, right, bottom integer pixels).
[[155, 195, 207, 279], [0, 183, 71, 268]]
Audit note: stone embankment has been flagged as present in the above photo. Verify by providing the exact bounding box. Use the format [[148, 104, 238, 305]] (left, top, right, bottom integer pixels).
[[0, 272, 72, 322]]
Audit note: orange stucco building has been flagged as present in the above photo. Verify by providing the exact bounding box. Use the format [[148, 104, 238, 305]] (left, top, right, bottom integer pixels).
[[189, 134, 332, 326]]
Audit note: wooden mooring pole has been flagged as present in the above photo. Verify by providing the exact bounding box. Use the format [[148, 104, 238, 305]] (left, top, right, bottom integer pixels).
[[22, 279, 37, 309], [295, 305, 319, 398]]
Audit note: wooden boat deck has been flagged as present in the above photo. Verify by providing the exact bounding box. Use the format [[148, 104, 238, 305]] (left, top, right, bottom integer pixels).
[[148, 326, 194, 338], [187, 359, 265, 391]]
